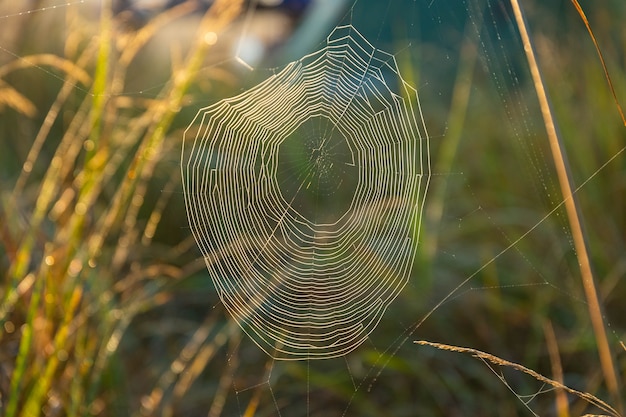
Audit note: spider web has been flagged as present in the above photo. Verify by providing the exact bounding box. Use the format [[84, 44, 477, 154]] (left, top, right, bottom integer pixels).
[[1, 1, 625, 416], [181, 24, 429, 360]]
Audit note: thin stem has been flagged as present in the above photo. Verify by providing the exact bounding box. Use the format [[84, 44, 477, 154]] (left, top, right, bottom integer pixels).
[[416, 340, 621, 417], [509, 0, 621, 407]]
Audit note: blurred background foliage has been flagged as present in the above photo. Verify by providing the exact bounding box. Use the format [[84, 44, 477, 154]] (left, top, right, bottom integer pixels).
[[0, 0, 624, 416]]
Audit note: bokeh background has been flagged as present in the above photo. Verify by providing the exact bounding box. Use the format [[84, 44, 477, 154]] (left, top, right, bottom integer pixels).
[[1, 0, 625, 416]]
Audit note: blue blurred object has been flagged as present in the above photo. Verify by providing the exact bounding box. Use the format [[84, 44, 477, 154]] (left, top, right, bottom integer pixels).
[[115, 0, 314, 19], [113, 0, 349, 66], [271, 0, 312, 15]]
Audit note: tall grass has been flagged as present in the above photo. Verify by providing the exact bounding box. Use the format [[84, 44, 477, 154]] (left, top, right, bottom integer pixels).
[[1, 1, 242, 415], [511, 0, 621, 406], [416, 0, 625, 415]]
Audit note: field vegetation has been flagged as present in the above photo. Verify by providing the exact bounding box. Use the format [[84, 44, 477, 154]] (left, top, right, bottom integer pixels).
[[0, 0, 624, 416]]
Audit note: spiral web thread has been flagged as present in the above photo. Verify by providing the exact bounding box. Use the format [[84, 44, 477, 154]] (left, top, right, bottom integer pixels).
[[182, 25, 430, 360]]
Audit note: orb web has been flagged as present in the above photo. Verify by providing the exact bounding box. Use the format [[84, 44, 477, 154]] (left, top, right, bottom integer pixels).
[[182, 25, 430, 360]]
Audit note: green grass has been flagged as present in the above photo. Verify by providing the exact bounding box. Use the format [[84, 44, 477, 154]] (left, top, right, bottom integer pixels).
[[0, 0, 625, 416], [1, 1, 244, 415]]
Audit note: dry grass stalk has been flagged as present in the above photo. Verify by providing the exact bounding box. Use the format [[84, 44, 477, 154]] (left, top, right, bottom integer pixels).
[[568, 0, 626, 126], [509, 0, 622, 407], [415, 340, 621, 417], [543, 320, 570, 417]]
